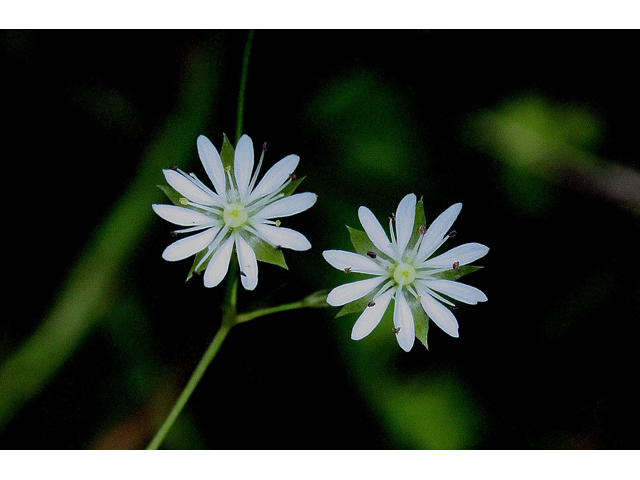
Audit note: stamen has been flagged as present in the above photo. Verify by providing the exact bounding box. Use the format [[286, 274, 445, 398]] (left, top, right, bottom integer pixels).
[[169, 231, 178, 238], [247, 143, 266, 194], [170, 164, 178, 170], [423, 285, 455, 307], [367, 301, 376, 307], [275, 220, 281, 227], [179, 197, 189, 206], [419, 225, 426, 235], [448, 230, 457, 238], [392, 326, 401, 334], [288, 173, 297, 181], [366, 251, 377, 258], [275, 245, 282, 251], [343, 267, 352, 273], [452, 261, 460, 270]]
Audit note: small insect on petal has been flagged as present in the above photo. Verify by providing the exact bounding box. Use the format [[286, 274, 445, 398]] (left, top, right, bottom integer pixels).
[[169, 231, 178, 238], [262, 142, 267, 151], [288, 173, 297, 181], [419, 225, 426, 235], [389, 213, 396, 220], [393, 326, 401, 334], [368, 300, 376, 307], [240, 271, 247, 277], [275, 245, 282, 251], [344, 267, 352, 273], [453, 261, 460, 270], [448, 230, 457, 238], [366, 251, 377, 259], [170, 164, 178, 170]]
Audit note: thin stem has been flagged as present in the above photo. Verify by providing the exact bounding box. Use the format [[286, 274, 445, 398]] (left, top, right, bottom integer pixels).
[[236, 299, 307, 324], [235, 30, 255, 143], [146, 321, 232, 450]]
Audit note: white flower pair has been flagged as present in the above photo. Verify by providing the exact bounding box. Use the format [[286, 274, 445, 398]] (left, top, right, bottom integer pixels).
[[153, 135, 488, 351]]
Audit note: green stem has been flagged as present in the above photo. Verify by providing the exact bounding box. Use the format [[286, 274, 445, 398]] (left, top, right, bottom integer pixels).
[[146, 319, 232, 450], [237, 299, 308, 324], [235, 30, 254, 143]]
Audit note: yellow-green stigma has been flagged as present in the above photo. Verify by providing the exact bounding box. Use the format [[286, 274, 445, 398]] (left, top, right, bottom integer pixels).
[[223, 203, 248, 228], [393, 262, 416, 286]]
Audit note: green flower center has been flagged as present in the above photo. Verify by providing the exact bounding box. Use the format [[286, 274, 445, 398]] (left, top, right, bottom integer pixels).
[[223, 203, 248, 228], [393, 262, 416, 286]]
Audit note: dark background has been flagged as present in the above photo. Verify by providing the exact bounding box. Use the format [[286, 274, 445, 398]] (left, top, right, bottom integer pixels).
[[1, 30, 638, 449]]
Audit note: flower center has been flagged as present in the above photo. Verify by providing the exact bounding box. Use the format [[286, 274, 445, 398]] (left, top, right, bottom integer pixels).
[[223, 203, 248, 228], [393, 262, 416, 286]]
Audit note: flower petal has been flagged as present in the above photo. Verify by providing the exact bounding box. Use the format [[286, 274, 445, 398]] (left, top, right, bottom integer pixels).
[[395, 193, 416, 256], [162, 227, 218, 262], [234, 134, 254, 201], [358, 206, 394, 257], [416, 284, 459, 337], [422, 279, 488, 305], [152, 204, 214, 226], [415, 203, 462, 263], [249, 154, 300, 202], [254, 192, 317, 219], [326, 276, 386, 306], [322, 250, 386, 275], [422, 242, 489, 269], [236, 234, 258, 290], [197, 135, 226, 196], [252, 223, 311, 251], [393, 289, 415, 352], [163, 169, 221, 206], [351, 288, 394, 341], [203, 235, 235, 288]]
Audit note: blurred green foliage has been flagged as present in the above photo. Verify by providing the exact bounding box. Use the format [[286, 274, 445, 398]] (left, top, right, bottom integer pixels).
[[1, 31, 638, 450]]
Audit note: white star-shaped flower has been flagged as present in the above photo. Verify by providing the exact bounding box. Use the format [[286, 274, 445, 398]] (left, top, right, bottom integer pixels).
[[153, 134, 317, 290], [323, 194, 488, 352]]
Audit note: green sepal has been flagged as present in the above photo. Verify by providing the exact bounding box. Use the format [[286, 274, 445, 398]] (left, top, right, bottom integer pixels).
[[432, 265, 483, 281], [186, 248, 211, 282], [408, 196, 427, 252], [157, 184, 183, 206], [245, 233, 288, 270], [220, 133, 235, 171], [280, 175, 305, 198], [347, 226, 377, 257], [409, 295, 430, 349], [336, 287, 378, 318]]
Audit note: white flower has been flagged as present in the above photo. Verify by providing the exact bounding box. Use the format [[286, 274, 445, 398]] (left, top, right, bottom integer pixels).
[[323, 194, 488, 352], [153, 134, 317, 290]]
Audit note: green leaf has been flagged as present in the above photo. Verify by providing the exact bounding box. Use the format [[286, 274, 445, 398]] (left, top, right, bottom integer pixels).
[[347, 226, 377, 257], [432, 265, 483, 281], [220, 132, 235, 171], [245, 233, 288, 270]]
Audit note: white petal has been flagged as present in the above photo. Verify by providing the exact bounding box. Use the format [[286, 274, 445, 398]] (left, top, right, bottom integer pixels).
[[203, 235, 235, 288], [234, 134, 254, 200], [197, 135, 226, 196], [322, 250, 386, 275], [422, 242, 489, 269], [163, 169, 220, 206], [236, 235, 258, 290], [395, 193, 416, 256], [358, 206, 394, 257], [351, 288, 394, 341], [252, 223, 311, 251], [416, 285, 459, 337], [326, 276, 386, 306], [254, 192, 317, 219], [415, 203, 462, 263], [152, 204, 214, 226], [162, 227, 218, 262], [422, 279, 488, 305], [393, 289, 415, 352], [249, 154, 300, 202]]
